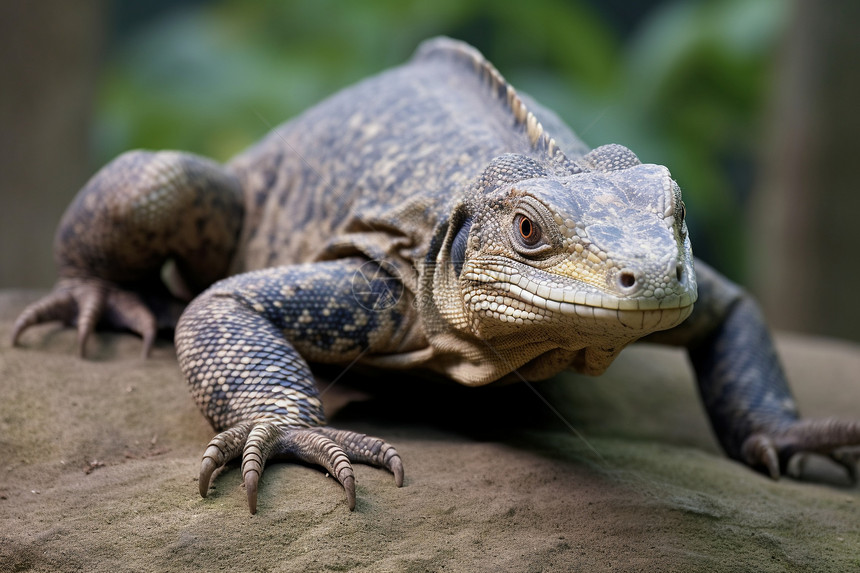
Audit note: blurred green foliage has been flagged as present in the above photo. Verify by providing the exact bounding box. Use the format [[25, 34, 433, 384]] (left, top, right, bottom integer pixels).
[[95, 0, 787, 280]]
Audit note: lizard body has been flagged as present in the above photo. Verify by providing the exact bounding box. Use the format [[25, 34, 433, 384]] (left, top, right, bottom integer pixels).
[[12, 38, 859, 513]]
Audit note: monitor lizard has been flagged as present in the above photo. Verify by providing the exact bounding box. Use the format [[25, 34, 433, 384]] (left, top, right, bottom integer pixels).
[[11, 37, 860, 513]]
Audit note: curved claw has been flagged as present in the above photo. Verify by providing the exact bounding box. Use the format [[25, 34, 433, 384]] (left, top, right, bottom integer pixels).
[[741, 433, 780, 479], [11, 279, 157, 358], [198, 421, 404, 514], [342, 475, 356, 511], [389, 455, 405, 488], [245, 469, 261, 514], [199, 457, 220, 498]]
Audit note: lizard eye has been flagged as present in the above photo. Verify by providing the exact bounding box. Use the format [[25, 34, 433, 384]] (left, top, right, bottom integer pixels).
[[514, 214, 542, 247], [678, 200, 688, 240]]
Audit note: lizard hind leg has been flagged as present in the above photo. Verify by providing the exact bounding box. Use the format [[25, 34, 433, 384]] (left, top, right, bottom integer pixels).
[[198, 420, 404, 514], [11, 150, 243, 358]]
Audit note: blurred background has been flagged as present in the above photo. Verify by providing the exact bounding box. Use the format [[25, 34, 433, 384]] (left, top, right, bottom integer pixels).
[[1, 0, 858, 341]]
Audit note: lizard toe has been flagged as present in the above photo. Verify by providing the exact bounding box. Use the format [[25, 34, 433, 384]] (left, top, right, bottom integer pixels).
[[773, 418, 860, 455], [316, 427, 405, 487], [103, 289, 157, 358], [265, 426, 356, 512], [11, 288, 76, 346], [74, 284, 107, 357]]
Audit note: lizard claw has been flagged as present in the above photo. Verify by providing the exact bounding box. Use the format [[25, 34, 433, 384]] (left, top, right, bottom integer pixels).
[[741, 418, 860, 480], [197, 420, 404, 514], [741, 433, 780, 479], [11, 278, 157, 358]]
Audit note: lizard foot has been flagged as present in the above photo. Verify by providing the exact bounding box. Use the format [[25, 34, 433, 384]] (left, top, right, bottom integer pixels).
[[741, 418, 860, 481], [11, 278, 156, 358], [198, 420, 404, 513]]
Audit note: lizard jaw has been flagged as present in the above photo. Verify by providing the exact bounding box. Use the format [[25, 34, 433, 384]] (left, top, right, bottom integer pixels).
[[462, 265, 696, 335]]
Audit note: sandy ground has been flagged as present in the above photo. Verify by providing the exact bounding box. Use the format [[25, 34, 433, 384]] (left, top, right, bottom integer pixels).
[[1, 289, 859, 572]]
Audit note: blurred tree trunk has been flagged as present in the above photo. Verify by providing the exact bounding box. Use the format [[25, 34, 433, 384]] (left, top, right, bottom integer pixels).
[[0, 1, 104, 288], [750, 0, 860, 341]]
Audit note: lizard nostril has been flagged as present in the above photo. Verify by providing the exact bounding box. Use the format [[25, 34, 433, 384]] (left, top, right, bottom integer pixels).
[[676, 263, 684, 284], [618, 272, 636, 290]]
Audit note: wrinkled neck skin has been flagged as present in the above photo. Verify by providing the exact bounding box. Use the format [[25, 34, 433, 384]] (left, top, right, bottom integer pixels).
[[421, 149, 697, 385]]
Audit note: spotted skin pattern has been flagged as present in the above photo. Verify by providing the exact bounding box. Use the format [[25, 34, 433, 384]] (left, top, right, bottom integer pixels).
[[12, 38, 860, 512], [178, 259, 408, 430]]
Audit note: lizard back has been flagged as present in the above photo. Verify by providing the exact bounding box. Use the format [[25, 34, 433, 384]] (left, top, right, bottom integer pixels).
[[227, 37, 587, 288]]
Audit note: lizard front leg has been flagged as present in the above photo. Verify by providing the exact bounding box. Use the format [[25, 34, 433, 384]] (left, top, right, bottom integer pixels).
[[648, 260, 860, 479], [177, 259, 409, 513], [11, 150, 244, 357]]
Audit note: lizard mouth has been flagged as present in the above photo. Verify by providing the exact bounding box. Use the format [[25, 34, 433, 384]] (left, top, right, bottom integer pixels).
[[462, 263, 696, 333]]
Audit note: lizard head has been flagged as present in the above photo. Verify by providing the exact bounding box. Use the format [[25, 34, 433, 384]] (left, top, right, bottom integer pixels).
[[434, 144, 697, 370]]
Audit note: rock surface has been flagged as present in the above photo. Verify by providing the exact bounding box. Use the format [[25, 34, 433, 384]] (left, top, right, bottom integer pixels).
[[1, 290, 858, 572]]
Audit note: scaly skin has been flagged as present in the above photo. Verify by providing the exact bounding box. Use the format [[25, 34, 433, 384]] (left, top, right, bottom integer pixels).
[[11, 37, 860, 513], [176, 261, 409, 511]]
